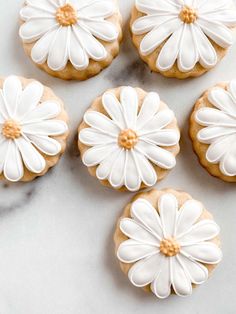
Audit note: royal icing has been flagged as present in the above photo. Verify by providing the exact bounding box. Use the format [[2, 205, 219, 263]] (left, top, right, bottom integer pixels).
[[195, 80, 236, 177], [19, 0, 119, 71], [0, 76, 68, 182], [132, 0, 236, 72], [79, 87, 180, 191], [117, 193, 222, 298]]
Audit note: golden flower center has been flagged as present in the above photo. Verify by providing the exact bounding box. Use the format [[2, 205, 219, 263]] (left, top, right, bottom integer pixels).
[[118, 129, 138, 150], [2, 120, 22, 140], [160, 237, 180, 257], [56, 4, 78, 26], [179, 6, 198, 24]]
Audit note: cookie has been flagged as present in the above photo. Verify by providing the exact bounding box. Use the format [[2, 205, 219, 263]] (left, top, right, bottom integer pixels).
[[114, 188, 222, 299], [0, 76, 69, 182], [130, 0, 236, 79], [190, 80, 236, 182], [19, 0, 122, 80], [78, 86, 180, 192]]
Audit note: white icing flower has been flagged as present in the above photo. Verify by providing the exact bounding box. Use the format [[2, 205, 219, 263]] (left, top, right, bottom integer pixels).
[[0, 76, 68, 182], [117, 194, 222, 298], [195, 80, 236, 177], [132, 0, 236, 72], [79, 87, 180, 191], [19, 0, 119, 71]]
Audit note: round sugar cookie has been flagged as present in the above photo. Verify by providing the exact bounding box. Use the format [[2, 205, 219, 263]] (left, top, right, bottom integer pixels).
[[0, 75, 69, 182], [19, 0, 123, 80], [78, 86, 180, 192], [190, 80, 236, 182], [114, 188, 222, 299], [130, 0, 236, 79]]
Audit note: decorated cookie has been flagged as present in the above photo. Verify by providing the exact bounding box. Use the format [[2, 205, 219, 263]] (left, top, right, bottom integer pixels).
[[114, 189, 222, 299], [190, 80, 236, 182], [78, 86, 180, 192], [130, 0, 236, 79], [19, 0, 122, 80], [0, 76, 69, 182]]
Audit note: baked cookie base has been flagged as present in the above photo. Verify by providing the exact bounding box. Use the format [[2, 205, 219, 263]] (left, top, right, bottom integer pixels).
[[0, 77, 69, 182], [189, 82, 236, 183], [78, 87, 180, 192], [114, 188, 220, 295]]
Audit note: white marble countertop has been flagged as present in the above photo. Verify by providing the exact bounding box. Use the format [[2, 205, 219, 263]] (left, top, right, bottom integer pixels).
[[0, 1, 235, 313]]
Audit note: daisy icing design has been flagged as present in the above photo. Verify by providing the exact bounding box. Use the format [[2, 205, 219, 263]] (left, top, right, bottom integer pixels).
[[0, 76, 68, 182], [117, 193, 222, 298], [79, 87, 180, 191], [132, 0, 236, 72], [19, 0, 119, 71], [195, 80, 236, 177]]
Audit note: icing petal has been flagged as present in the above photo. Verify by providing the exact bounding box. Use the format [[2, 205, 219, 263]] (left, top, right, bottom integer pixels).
[[178, 24, 198, 72], [102, 92, 125, 129], [117, 239, 158, 263], [69, 29, 89, 70], [120, 218, 159, 245], [22, 120, 68, 136], [157, 27, 182, 72], [120, 87, 138, 130], [138, 109, 174, 134], [3, 76, 22, 118], [208, 88, 236, 117], [140, 18, 182, 55], [141, 129, 180, 146], [47, 26, 69, 71], [136, 0, 180, 15], [84, 111, 120, 135], [31, 29, 58, 64], [131, 198, 163, 239], [178, 254, 208, 284], [151, 256, 171, 299], [182, 242, 222, 264], [197, 19, 233, 48], [19, 18, 58, 43], [228, 80, 236, 101], [220, 144, 236, 176], [0, 137, 9, 174], [128, 253, 163, 287], [15, 137, 46, 173], [17, 81, 44, 119], [96, 147, 121, 180], [136, 141, 176, 169], [74, 24, 107, 60], [193, 25, 217, 69], [80, 20, 118, 42], [78, 0, 115, 18], [0, 91, 9, 120], [197, 126, 236, 144], [171, 256, 192, 297], [159, 193, 178, 237], [179, 220, 220, 245], [132, 15, 173, 35], [4, 141, 24, 182], [195, 108, 236, 127], [27, 134, 61, 156], [21, 101, 61, 123], [201, 10, 236, 27], [133, 151, 157, 187], [25, 0, 57, 10], [79, 128, 115, 146], [124, 151, 141, 191], [20, 5, 54, 20], [206, 135, 232, 163], [108, 149, 126, 188], [136, 92, 160, 129], [82, 144, 117, 167], [176, 200, 203, 236]]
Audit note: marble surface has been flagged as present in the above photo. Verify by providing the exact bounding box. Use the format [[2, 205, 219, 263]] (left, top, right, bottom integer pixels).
[[0, 1, 236, 313]]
